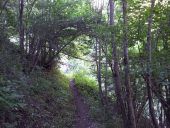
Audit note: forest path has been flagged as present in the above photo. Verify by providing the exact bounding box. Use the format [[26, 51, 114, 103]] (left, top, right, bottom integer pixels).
[[70, 79, 97, 128]]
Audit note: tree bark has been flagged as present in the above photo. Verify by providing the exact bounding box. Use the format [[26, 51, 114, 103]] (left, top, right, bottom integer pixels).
[[96, 39, 104, 105], [121, 0, 136, 127], [19, 0, 25, 57], [109, 0, 127, 127], [104, 40, 108, 105], [146, 0, 159, 128]]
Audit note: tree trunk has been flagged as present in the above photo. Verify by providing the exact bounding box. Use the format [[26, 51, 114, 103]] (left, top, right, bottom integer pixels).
[[146, 0, 159, 128], [104, 40, 108, 105], [109, 0, 127, 127], [121, 0, 136, 127], [96, 39, 104, 105], [19, 0, 25, 55]]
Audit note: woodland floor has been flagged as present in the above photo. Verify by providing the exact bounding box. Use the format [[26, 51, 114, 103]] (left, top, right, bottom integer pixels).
[[70, 79, 97, 128]]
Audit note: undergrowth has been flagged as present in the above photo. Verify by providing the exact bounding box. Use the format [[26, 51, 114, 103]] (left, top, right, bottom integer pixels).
[[73, 71, 123, 128], [0, 40, 74, 127], [74, 71, 103, 127]]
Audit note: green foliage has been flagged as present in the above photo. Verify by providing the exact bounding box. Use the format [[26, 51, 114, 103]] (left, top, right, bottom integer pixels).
[[0, 39, 74, 127], [0, 68, 74, 127], [73, 71, 120, 127], [74, 71, 98, 98], [73, 71, 104, 126], [0, 78, 23, 109], [24, 70, 74, 128], [0, 38, 23, 111]]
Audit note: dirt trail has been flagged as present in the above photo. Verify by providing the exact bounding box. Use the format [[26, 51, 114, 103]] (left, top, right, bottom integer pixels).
[[70, 79, 97, 128]]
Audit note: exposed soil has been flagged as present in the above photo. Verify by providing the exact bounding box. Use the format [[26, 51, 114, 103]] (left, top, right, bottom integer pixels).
[[70, 79, 97, 128]]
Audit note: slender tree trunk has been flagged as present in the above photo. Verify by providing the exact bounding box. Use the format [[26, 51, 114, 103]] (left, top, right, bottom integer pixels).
[[104, 41, 108, 105], [97, 39, 104, 105], [19, 0, 25, 55], [146, 0, 159, 128], [121, 0, 136, 128], [136, 98, 148, 124], [159, 103, 163, 128], [95, 39, 104, 105], [109, 0, 127, 127]]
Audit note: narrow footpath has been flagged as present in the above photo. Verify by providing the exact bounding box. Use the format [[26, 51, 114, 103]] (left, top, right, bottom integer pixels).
[[70, 79, 97, 128]]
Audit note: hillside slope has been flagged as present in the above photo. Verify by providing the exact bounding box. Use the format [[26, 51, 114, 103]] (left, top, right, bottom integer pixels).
[[0, 41, 75, 128]]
